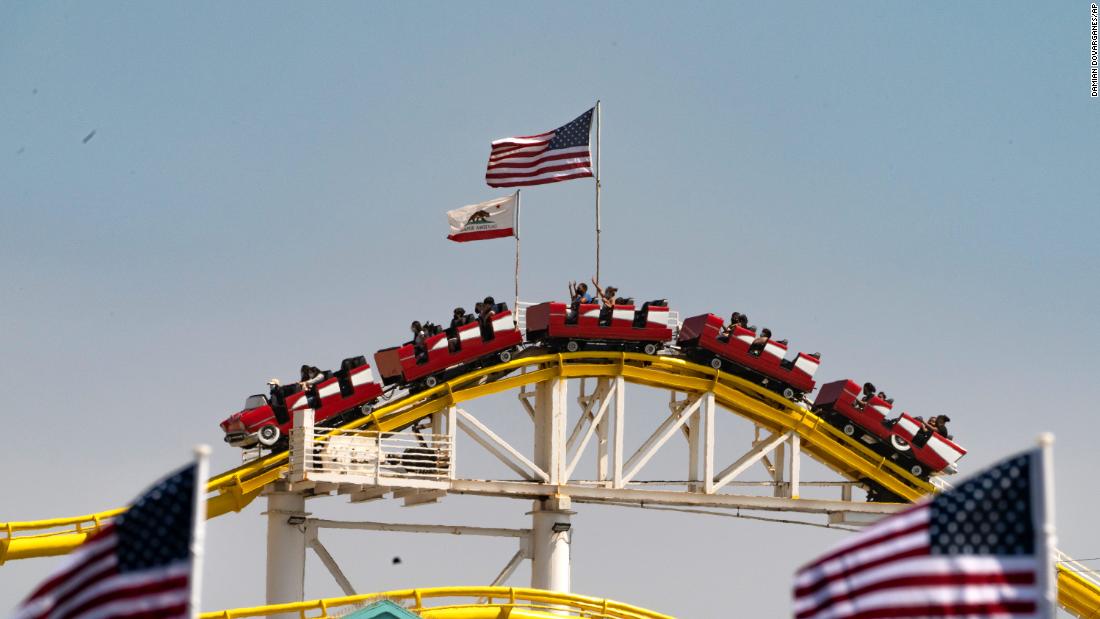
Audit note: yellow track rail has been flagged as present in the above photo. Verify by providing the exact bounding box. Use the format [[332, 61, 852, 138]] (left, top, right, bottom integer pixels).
[[199, 586, 672, 619], [3, 352, 1097, 615]]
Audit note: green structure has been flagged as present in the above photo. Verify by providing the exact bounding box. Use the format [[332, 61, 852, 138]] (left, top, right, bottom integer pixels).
[[341, 600, 421, 619]]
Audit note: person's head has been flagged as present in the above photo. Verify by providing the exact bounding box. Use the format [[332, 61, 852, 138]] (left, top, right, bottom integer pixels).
[[739, 314, 749, 326], [863, 382, 876, 396], [876, 391, 888, 400], [730, 312, 741, 324], [937, 415, 951, 426], [576, 282, 588, 294], [300, 365, 311, 380], [483, 296, 495, 307], [605, 286, 618, 298], [454, 307, 465, 318], [474, 302, 483, 314], [410, 320, 422, 333], [761, 328, 772, 338]]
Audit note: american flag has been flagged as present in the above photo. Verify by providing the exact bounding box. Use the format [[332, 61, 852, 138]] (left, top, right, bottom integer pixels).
[[486, 108, 594, 188], [13, 462, 201, 619], [794, 448, 1055, 619]]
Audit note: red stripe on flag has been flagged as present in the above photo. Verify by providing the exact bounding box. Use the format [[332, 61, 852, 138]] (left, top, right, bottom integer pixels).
[[487, 149, 586, 171], [447, 228, 515, 242], [54, 573, 190, 619], [487, 170, 594, 188], [485, 160, 592, 181], [795, 571, 1038, 619], [817, 600, 1038, 619]]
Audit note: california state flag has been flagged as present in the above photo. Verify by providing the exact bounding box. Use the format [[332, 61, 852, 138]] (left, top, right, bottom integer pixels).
[[447, 193, 517, 242]]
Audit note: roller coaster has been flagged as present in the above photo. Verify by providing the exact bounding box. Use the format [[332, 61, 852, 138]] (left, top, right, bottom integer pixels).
[[3, 301, 1099, 617]]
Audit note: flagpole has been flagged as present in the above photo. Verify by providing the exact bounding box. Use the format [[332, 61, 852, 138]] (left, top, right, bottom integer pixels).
[[189, 444, 210, 619], [514, 190, 521, 311], [1035, 433, 1057, 617], [594, 100, 601, 285]]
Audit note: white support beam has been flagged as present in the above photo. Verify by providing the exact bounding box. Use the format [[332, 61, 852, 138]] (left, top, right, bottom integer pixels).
[[489, 548, 528, 587], [449, 479, 907, 516], [563, 380, 615, 482], [306, 530, 356, 596], [621, 394, 702, 485], [530, 504, 572, 593], [534, 378, 567, 485], [788, 433, 801, 499], [567, 378, 610, 455], [596, 394, 610, 483], [687, 399, 702, 492], [309, 519, 531, 538], [612, 375, 625, 488], [265, 490, 307, 611], [703, 391, 716, 494], [457, 408, 548, 482], [712, 431, 792, 493], [772, 441, 787, 497]]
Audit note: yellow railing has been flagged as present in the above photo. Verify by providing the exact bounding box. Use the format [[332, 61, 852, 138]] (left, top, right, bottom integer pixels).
[[199, 586, 673, 619]]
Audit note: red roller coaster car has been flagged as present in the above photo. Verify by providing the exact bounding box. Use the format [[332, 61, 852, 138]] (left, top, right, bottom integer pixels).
[[813, 379, 966, 478], [677, 314, 820, 399], [374, 306, 522, 390], [524, 301, 673, 354], [220, 356, 383, 448]]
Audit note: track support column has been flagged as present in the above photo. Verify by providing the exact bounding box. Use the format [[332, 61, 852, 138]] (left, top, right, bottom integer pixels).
[[530, 497, 574, 593], [266, 486, 307, 610]]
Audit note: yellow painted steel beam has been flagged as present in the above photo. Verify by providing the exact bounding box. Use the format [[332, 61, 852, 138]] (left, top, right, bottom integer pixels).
[[1059, 565, 1100, 618], [197, 586, 673, 619]]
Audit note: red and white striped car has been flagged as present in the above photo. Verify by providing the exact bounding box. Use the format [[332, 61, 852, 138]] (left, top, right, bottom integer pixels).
[[677, 313, 820, 399], [524, 301, 673, 354], [813, 379, 966, 478], [220, 356, 382, 448], [374, 306, 522, 390]]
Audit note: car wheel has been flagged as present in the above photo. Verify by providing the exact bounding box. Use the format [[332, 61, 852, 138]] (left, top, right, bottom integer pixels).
[[709, 357, 722, 370], [643, 343, 658, 356], [499, 350, 512, 363], [425, 376, 438, 388], [843, 423, 856, 437], [910, 464, 924, 478], [890, 435, 911, 452], [565, 340, 580, 353], [782, 387, 796, 400], [258, 425, 280, 447]]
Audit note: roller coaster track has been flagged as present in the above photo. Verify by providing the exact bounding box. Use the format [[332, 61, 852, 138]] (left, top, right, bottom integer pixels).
[[199, 586, 672, 619], [4, 351, 1099, 615]]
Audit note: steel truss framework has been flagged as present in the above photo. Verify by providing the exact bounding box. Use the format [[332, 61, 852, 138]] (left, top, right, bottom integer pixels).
[[277, 368, 912, 606]]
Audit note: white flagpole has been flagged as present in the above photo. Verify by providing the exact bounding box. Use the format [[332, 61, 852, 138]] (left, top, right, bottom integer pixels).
[[1034, 433, 1057, 618], [189, 445, 210, 619], [594, 100, 602, 285], [514, 190, 521, 311]]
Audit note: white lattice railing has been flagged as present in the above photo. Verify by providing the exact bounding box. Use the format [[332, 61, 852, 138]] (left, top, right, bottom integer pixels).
[[290, 425, 453, 487]]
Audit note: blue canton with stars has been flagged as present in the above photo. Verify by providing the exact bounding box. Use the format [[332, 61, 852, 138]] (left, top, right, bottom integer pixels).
[[115, 464, 195, 572], [929, 453, 1035, 556], [547, 108, 593, 150]]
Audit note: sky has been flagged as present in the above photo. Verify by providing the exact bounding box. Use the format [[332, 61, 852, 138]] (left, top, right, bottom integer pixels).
[[2, 2, 1099, 616]]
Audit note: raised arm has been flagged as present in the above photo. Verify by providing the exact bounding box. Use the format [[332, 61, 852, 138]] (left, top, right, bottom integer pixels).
[[589, 277, 605, 301]]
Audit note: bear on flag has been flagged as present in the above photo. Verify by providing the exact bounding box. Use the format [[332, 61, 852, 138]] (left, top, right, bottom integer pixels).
[[446, 193, 518, 243]]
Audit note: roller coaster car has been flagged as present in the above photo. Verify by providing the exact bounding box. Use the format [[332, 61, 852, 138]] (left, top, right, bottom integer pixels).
[[813, 379, 897, 446], [889, 412, 967, 478], [813, 379, 967, 478], [373, 305, 522, 390], [524, 301, 673, 354], [219, 356, 383, 449], [677, 314, 819, 399]]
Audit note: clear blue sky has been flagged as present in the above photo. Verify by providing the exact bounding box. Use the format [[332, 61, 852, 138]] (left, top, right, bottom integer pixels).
[[2, 2, 1098, 616]]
